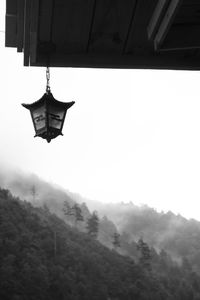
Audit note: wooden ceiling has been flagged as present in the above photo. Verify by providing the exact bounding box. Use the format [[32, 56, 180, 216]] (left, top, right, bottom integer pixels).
[[5, 0, 200, 70]]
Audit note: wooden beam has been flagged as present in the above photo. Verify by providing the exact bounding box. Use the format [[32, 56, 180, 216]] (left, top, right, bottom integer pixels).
[[38, 0, 54, 42], [5, 0, 18, 47], [158, 25, 200, 51], [31, 52, 200, 71], [154, 0, 183, 50], [86, 0, 97, 52], [30, 0, 39, 64], [17, 0, 25, 52], [122, 0, 138, 54], [5, 14, 17, 47], [37, 0, 55, 65], [23, 0, 31, 66], [147, 0, 170, 40]]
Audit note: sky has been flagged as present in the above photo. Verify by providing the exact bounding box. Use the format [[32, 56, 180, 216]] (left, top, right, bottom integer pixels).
[[1, 2, 200, 220]]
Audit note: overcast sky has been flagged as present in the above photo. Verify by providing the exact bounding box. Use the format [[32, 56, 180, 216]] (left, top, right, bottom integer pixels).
[[1, 2, 200, 220]]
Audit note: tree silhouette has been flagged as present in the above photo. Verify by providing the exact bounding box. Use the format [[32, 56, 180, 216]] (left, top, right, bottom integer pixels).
[[73, 203, 84, 227], [137, 238, 151, 270], [112, 232, 120, 250], [86, 211, 99, 239], [63, 201, 74, 217], [63, 201, 84, 227], [30, 185, 38, 205]]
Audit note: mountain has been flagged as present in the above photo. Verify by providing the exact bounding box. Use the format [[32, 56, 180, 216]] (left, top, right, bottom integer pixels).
[[1, 187, 200, 300], [2, 167, 200, 274], [84, 201, 200, 273], [0, 168, 119, 250], [0, 168, 75, 216]]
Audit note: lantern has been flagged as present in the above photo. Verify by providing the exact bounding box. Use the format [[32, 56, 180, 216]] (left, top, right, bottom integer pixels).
[[22, 68, 75, 143]]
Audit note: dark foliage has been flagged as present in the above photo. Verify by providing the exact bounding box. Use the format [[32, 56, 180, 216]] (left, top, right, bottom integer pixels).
[[137, 238, 151, 270], [1, 187, 200, 300], [86, 211, 99, 239], [112, 232, 121, 250], [108, 204, 200, 273], [63, 202, 84, 227]]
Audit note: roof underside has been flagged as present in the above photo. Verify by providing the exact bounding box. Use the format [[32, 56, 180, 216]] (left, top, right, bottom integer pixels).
[[5, 0, 200, 70]]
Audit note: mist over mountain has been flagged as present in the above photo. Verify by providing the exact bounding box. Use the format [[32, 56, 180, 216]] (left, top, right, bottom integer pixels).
[[2, 184, 200, 299], [58, 183, 200, 274], [0, 166, 75, 217], [81, 199, 200, 272], [1, 166, 200, 274], [0, 167, 118, 250]]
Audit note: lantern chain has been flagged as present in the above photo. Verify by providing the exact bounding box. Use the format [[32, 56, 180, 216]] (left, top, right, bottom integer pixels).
[[46, 67, 51, 94]]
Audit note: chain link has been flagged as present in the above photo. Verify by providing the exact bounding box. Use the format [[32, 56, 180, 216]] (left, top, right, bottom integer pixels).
[[46, 67, 51, 93]]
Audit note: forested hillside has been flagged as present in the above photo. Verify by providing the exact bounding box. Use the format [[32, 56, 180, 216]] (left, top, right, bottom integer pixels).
[[0, 169, 119, 250], [2, 169, 200, 275], [1, 187, 200, 300], [90, 202, 200, 273]]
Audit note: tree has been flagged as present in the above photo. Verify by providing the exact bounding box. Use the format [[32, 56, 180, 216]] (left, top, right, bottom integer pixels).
[[63, 201, 84, 227], [112, 232, 120, 250], [73, 204, 84, 227], [137, 238, 151, 270], [63, 201, 74, 217], [30, 185, 38, 205], [86, 211, 99, 239]]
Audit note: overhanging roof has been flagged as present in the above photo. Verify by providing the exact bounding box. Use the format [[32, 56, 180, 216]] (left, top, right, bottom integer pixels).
[[5, 0, 200, 70]]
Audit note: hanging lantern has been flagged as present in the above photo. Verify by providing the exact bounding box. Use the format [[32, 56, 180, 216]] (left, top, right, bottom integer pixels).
[[22, 68, 75, 143]]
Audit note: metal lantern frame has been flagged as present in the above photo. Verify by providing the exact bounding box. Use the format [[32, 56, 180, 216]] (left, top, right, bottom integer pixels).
[[22, 67, 75, 143]]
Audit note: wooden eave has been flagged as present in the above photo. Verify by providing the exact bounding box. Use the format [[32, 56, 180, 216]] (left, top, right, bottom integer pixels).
[[5, 0, 200, 70]]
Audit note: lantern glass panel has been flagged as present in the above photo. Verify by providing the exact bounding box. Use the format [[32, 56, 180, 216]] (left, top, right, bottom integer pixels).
[[32, 106, 46, 131], [48, 105, 65, 130]]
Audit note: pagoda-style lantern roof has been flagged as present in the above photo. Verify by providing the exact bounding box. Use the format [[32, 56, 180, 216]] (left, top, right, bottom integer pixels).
[[22, 91, 75, 143]]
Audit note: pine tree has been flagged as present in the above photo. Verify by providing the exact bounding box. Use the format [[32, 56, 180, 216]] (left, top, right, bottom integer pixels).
[[86, 211, 99, 239], [137, 238, 151, 270], [63, 201, 74, 217], [112, 232, 121, 250], [30, 185, 38, 205], [63, 201, 84, 227], [73, 203, 84, 226]]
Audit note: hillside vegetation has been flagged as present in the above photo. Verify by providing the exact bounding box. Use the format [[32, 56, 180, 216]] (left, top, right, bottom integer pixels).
[[1, 169, 200, 274], [92, 202, 200, 272], [1, 187, 200, 300]]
